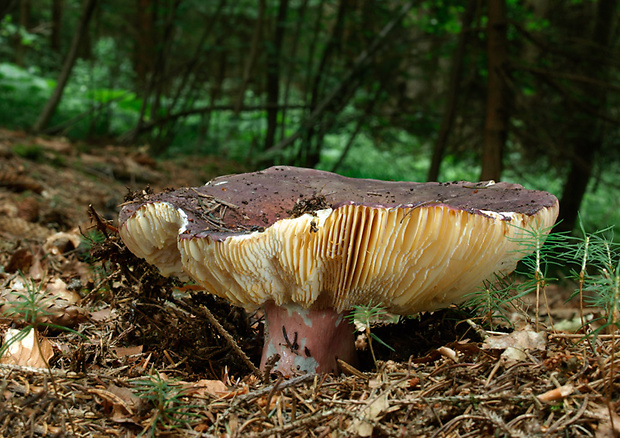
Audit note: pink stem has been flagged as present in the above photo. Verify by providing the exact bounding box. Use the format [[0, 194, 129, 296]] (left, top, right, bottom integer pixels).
[[260, 301, 357, 375]]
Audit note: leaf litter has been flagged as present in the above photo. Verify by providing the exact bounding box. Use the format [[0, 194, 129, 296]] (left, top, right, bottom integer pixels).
[[0, 128, 618, 437]]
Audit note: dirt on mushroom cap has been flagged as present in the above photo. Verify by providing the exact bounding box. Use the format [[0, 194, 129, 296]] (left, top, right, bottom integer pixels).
[[120, 166, 559, 238]]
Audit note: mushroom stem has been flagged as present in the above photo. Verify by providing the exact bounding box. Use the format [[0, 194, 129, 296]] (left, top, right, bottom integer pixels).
[[260, 301, 357, 375]]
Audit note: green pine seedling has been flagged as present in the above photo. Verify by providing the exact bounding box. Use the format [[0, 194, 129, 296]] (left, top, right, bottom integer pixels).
[[462, 273, 522, 330], [0, 273, 86, 363], [568, 224, 619, 338], [509, 223, 569, 330], [347, 301, 396, 370], [132, 370, 202, 436]]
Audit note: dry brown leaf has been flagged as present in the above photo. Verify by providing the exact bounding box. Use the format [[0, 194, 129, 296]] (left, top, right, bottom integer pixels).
[[1, 276, 87, 328], [592, 404, 620, 438], [0, 327, 54, 368], [45, 278, 81, 304], [113, 345, 144, 357], [187, 379, 228, 397], [482, 325, 547, 352], [348, 392, 390, 437], [43, 230, 82, 256], [90, 386, 141, 424], [90, 307, 112, 321]]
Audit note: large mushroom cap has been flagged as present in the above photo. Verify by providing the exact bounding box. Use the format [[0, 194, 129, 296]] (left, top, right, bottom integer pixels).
[[119, 166, 559, 314]]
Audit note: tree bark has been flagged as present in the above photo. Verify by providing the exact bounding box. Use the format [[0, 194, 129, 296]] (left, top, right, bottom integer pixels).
[[427, 0, 476, 181], [234, 0, 266, 114], [51, 0, 64, 53], [262, 2, 414, 161], [134, 0, 155, 86], [14, 0, 30, 66], [280, 0, 309, 141], [264, 0, 290, 152], [32, 0, 98, 133], [480, 0, 509, 181], [301, 0, 348, 167], [557, 0, 619, 233]]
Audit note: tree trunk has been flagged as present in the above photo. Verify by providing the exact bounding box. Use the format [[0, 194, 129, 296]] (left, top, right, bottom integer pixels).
[[14, 0, 30, 66], [134, 0, 155, 87], [280, 0, 309, 141], [427, 0, 476, 181], [557, 0, 619, 233], [261, 2, 414, 163], [264, 0, 290, 152], [301, 0, 347, 167], [32, 0, 98, 133], [51, 0, 64, 53], [480, 0, 509, 181], [234, 0, 266, 114]]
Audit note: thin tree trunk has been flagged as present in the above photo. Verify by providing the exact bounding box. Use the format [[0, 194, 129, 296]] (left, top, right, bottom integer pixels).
[[480, 0, 509, 181], [280, 0, 308, 141], [303, 0, 325, 97], [264, 0, 290, 152], [427, 0, 476, 182], [168, 0, 227, 115], [32, 0, 98, 133], [15, 0, 30, 66], [150, 0, 182, 148], [301, 0, 347, 167], [134, 0, 155, 86], [51, 0, 64, 53], [127, 0, 181, 151], [234, 0, 266, 114], [262, 2, 414, 160], [558, 0, 619, 233], [331, 85, 382, 173]]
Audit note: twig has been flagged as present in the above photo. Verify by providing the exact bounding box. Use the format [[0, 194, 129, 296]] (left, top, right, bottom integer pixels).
[[197, 302, 262, 379], [545, 395, 590, 435], [234, 373, 317, 405], [169, 296, 262, 379], [254, 408, 346, 437]]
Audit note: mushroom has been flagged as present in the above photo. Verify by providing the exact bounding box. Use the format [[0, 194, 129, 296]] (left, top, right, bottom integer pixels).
[[118, 166, 559, 375]]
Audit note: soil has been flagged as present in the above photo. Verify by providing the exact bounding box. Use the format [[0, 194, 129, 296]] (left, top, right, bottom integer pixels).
[[0, 128, 618, 437]]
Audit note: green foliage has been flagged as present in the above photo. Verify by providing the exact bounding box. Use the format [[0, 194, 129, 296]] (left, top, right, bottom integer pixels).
[[347, 301, 398, 369], [0, 63, 52, 128], [568, 226, 620, 338], [0, 14, 44, 55], [0, 273, 86, 363], [463, 220, 619, 337], [2, 274, 55, 326], [462, 274, 522, 329], [132, 371, 201, 436], [12, 143, 66, 167]]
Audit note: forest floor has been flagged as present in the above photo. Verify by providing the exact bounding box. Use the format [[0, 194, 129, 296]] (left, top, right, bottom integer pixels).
[[0, 128, 618, 437]]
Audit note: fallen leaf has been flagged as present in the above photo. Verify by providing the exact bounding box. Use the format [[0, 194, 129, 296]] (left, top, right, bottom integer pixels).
[[501, 346, 527, 361], [45, 278, 81, 303], [112, 345, 143, 358], [438, 346, 459, 362], [349, 392, 390, 437], [0, 327, 54, 368], [90, 386, 140, 423], [90, 307, 112, 321], [187, 379, 228, 397], [592, 404, 620, 438], [482, 326, 546, 352], [43, 230, 82, 256]]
